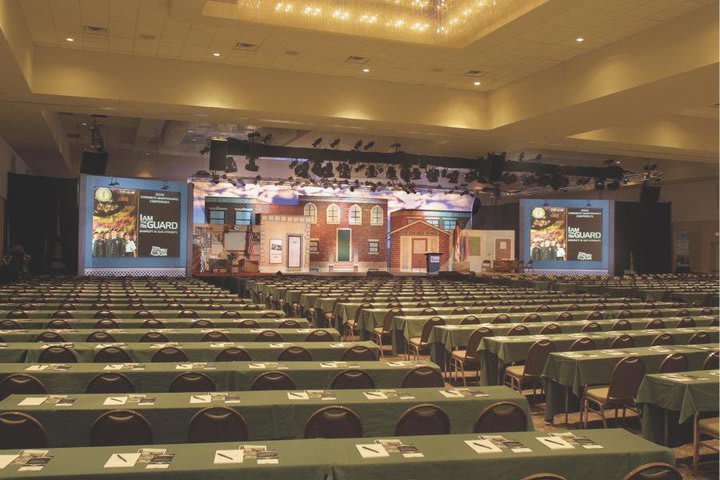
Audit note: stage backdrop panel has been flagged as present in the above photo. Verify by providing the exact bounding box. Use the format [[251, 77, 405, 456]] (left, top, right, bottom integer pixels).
[[78, 175, 192, 277]]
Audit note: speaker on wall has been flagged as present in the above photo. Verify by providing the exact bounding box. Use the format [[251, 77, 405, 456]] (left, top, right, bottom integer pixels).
[[640, 184, 661, 203], [209, 139, 229, 172], [80, 150, 109, 175], [254, 214, 261, 225]]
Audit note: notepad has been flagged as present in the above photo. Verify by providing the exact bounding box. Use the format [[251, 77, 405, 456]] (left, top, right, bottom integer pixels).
[[103, 396, 128, 406], [439, 389, 464, 398], [465, 439, 502, 454], [104, 453, 140, 468], [189, 394, 212, 404], [537, 436, 575, 450], [0, 455, 18, 469], [24, 365, 48, 371], [356, 444, 389, 458], [214, 450, 243, 464], [18, 397, 47, 406], [363, 391, 387, 400], [287, 391, 309, 400]]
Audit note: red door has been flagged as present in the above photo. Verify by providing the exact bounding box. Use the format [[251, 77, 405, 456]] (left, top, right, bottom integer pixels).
[[411, 238, 427, 269], [495, 238, 511, 260]]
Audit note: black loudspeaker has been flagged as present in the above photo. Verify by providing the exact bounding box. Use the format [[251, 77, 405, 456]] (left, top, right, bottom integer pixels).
[[471, 196, 482, 228], [80, 150, 108, 175], [254, 214, 261, 225], [209, 140, 229, 171], [640, 184, 661, 203], [488, 153, 506, 183]]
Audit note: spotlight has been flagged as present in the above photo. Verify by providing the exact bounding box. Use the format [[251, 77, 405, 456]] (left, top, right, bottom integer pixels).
[[411, 167, 422, 180], [262, 133, 273, 144], [330, 138, 341, 149], [606, 179, 620, 191], [517, 152, 525, 162], [247, 131, 261, 141], [363, 141, 375, 151], [224, 156, 238, 173], [294, 161, 310, 178], [400, 164, 411, 183], [310, 160, 324, 177], [549, 174, 569, 191], [500, 172, 517, 184], [108, 177, 120, 187], [365, 165, 378, 178], [533, 153, 543, 162], [161, 180, 169, 191], [322, 161, 334, 178], [447, 170, 459, 184], [354, 164, 366, 172], [245, 157, 259, 172], [521, 174, 536, 186], [353, 140, 363, 151], [289, 159, 299, 168], [312, 137, 323, 148], [385, 166, 397, 180], [389, 142, 402, 153], [463, 170, 478, 183], [426, 167, 439, 183], [594, 179, 605, 191], [337, 162, 351, 179]]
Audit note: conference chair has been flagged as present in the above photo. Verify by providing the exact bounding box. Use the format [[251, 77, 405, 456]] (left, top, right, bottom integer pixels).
[[401, 366, 444, 388], [407, 317, 445, 360], [507, 325, 530, 336], [693, 415, 719, 467], [35, 331, 65, 342], [441, 300, 457, 307], [700, 307, 714, 316], [415, 301, 430, 308], [57, 303, 76, 310], [90, 410, 153, 446], [16, 303, 37, 311], [539, 323, 562, 335], [677, 309, 691, 317], [535, 305, 550, 312], [305, 330, 334, 342], [331, 370, 375, 389], [94, 346, 132, 363], [133, 310, 155, 320], [581, 356, 645, 428], [556, 312, 573, 322], [179, 310, 199, 319], [95, 319, 120, 329], [420, 307, 438, 315], [394, 404, 450, 436], [570, 337, 596, 351], [0, 412, 47, 449], [0, 374, 46, 400], [610, 335, 635, 349], [255, 330, 283, 342], [450, 327, 493, 386], [215, 347, 251, 362], [504, 340, 555, 398], [616, 310, 633, 319], [581, 321, 602, 333], [86, 331, 116, 343], [676, 317, 696, 328], [649, 309, 663, 318], [94, 310, 116, 319], [341, 345, 377, 361], [166, 302, 183, 309], [481, 306, 497, 314], [644, 319, 666, 329], [237, 319, 261, 328], [658, 353, 688, 374], [50, 310, 74, 319], [452, 307, 469, 315], [251, 371, 296, 391], [86, 373, 136, 394], [520, 475, 568, 480], [151, 347, 189, 363], [520, 313, 540, 323], [611, 319, 632, 331], [191, 319, 215, 329], [4, 311, 28, 320], [139, 331, 169, 343], [278, 319, 301, 328], [188, 407, 248, 443], [263, 312, 282, 319], [508, 305, 524, 313], [206, 304, 224, 311], [702, 351, 719, 370], [493, 314, 512, 324], [201, 331, 230, 342], [372, 308, 404, 357], [278, 346, 312, 361], [221, 310, 242, 318], [38, 345, 77, 363], [471, 300, 486, 307], [46, 319, 72, 330], [473, 401, 528, 433], [460, 315, 480, 325], [622, 463, 682, 480], [689, 331, 711, 345], [304, 406, 363, 439], [651, 333, 674, 346], [586, 311, 603, 321], [169, 373, 216, 392]]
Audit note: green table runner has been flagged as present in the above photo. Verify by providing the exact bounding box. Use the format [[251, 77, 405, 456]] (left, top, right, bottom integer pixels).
[[0, 317, 305, 330], [0, 310, 286, 320]]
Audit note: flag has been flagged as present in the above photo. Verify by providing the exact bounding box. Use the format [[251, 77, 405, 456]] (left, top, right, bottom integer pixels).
[[245, 225, 254, 257], [453, 222, 462, 262]]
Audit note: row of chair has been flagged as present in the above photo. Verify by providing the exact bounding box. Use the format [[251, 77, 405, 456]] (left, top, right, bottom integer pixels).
[[0, 318, 295, 330], [0, 366, 444, 399], [4, 309, 278, 319], [0, 400, 528, 448]]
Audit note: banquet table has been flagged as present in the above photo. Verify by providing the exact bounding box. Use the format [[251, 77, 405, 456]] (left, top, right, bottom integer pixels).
[[0, 317, 307, 330], [0, 310, 286, 320]]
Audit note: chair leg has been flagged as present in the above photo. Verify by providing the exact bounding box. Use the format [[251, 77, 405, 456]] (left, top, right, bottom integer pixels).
[[693, 414, 700, 467], [564, 387, 569, 425], [460, 362, 467, 387], [600, 405, 607, 428]]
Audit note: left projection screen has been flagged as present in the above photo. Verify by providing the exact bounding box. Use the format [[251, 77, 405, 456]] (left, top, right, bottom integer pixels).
[[78, 175, 192, 276]]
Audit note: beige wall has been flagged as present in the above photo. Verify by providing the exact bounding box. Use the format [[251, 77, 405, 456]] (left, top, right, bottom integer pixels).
[[259, 215, 311, 273]]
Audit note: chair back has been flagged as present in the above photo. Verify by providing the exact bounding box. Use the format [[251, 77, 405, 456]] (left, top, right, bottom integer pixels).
[[278, 346, 312, 361], [394, 404, 450, 436], [305, 330, 334, 342], [35, 331, 65, 342], [556, 312, 573, 322], [507, 325, 530, 336], [90, 409, 152, 446], [178, 310, 198, 318], [465, 327, 494, 360], [331, 370, 375, 389], [535, 305, 550, 312], [460, 315, 480, 325], [133, 310, 155, 319], [38, 345, 77, 363], [570, 337, 596, 351], [191, 319, 214, 329], [277, 319, 301, 328], [86, 331, 116, 343], [676, 317, 696, 328], [481, 306, 497, 314], [94, 346, 132, 363], [263, 312, 282, 319], [206, 304, 224, 311], [51, 310, 74, 319], [237, 319, 261, 328], [354, 303, 373, 322], [5, 310, 28, 320], [401, 366, 444, 388], [452, 307, 468, 315], [644, 319, 665, 329], [0, 412, 47, 449], [616, 310, 632, 319], [305, 406, 363, 439], [702, 351, 719, 370], [539, 323, 561, 335], [0, 374, 46, 401], [622, 462, 682, 480], [201, 331, 230, 342], [255, 330, 283, 342], [508, 305, 524, 313], [215, 347, 251, 362], [651, 333, 674, 346], [524, 340, 556, 378], [607, 356, 645, 402], [658, 353, 688, 374], [141, 319, 165, 329], [151, 347, 188, 363], [341, 346, 377, 361], [649, 309, 663, 317], [221, 310, 242, 318], [473, 401, 528, 433], [611, 319, 632, 331], [581, 321, 602, 333], [169, 373, 216, 392], [420, 317, 445, 343], [86, 373, 135, 394], [140, 331, 168, 343], [421, 308, 438, 315], [609, 334, 634, 349], [689, 331, 711, 345], [522, 314, 541, 323], [586, 311, 603, 321], [251, 371, 296, 390], [95, 319, 119, 329], [94, 310, 115, 319], [188, 407, 248, 442], [519, 475, 568, 480], [382, 308, 404, 332], [492, 314, 511, 324], [46, 319, 71, 330]]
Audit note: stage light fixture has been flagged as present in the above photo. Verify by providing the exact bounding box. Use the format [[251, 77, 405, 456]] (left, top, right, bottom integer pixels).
[[517, 152, 525, 162], [447, 170, 459, 184], [322, 161, 334, 178], [161, 180, 169, 190], [245, 157, 259, 172], [549, 174, 569, 191], [400, 164, 411, 183], [353, 140, 363, 151], [289, 159, 299, 168], [225, 156, 238, 173], [312, 137, 323, 148], [594, 179, 605, 190], [311, 160, 325, 177], [108, 177, 120, 187], [426, 167, 439, 183], [262, 133, 273, 144], [354, 164, 366, 172], [330, 138, 341, 149], [247, 131, 261, 141], [533, 153, 543, 162], [365, 165, 378, 178], [501, 172, 517, 184], [389, 143, 402, 153], [385, 166, 397, 180], [337, 162, 351, 179], [463, 170, 477, 183], [606, 179, 620, 191], [411, 167, 422, 180], [363, 141, 375, 151], [294, 161, 310, 178]]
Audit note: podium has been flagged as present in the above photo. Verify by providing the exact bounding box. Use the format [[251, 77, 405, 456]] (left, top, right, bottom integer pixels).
[[425, 252, 442, 275]]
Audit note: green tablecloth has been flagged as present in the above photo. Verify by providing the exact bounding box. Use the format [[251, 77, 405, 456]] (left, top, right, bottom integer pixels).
[[0, 360, 436, 393], [637, 370, 720, 446], [542, 343, 719, 422], [0, 310, 285, 320], [0, 341, 379, 364], [0, 317, 306, 330], [0, 429, 675, 480], [0, 302, 257, 311], [0, 385, 530, 447], [0, 328, 339, 343]]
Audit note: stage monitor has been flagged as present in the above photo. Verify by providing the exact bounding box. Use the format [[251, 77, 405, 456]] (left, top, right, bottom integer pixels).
[[78, 175, 192, 277], [520, 199, 614, 274]]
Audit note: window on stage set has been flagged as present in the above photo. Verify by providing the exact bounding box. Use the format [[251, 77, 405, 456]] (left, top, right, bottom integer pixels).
[[349, 204, 362, 225], [443, 218, 457, 231], [234, 208, 254, 225], [208, 209, 225, 225], [326, 204, 340, 224], [310, 239, 320, 254], [304, 203, 317, 224], [368, 239, 380, 255], [426, 218, 440, 227], [370, 206, 384, 226]]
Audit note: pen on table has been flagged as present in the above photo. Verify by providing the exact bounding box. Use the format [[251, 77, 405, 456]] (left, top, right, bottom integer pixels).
[[217, 453, 233, 460], [191, 395, 204, 402], [471, 441, 490, 450], [117, 455, 127, 463], [362, 446, 379, 454], [544, 439, 564, 446]]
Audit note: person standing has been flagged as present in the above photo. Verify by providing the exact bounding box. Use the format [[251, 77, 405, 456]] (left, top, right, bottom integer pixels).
[[124, 233, 137, 257], [555, 241, 566, 261], [106, 230, 120, 257]]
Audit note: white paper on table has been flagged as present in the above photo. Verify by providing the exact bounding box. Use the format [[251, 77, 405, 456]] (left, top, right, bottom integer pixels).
[[175, 363, 194, 370], [103, 396, 128, 406], [24, 365, 47, 371], [286, 391, 309, 400], [214, 450, 243, 464], [18, 397, 47, 406], [249, 363, 266, 369], [537, 437, 575, 450], [18, 466, 44, 471], [103, 364, 123, 370], [356, 444, 389, 458], [189, 394, 212, 404], [363, 391, 387, 400], [0, 455, 18, 469], [439, 390, 464, 398], [465, 439, 502, 454], [146, 464, 169, 469], [104, 453, 140, 468]]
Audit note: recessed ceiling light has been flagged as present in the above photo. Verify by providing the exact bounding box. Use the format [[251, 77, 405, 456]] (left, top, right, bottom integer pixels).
[[65, 37, 75, 43], [212, 52, 221, 57], [576, 37, 584, 43], [473, 81, 481, 86], [362, 67, 370, 73]]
